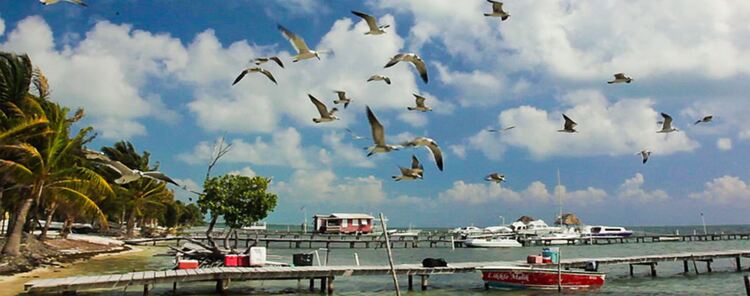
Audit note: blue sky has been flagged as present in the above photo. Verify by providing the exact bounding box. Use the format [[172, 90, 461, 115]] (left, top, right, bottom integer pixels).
[[2, 0, 750, 227]]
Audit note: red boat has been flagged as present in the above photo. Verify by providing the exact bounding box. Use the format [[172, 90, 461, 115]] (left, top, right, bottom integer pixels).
[[478, 265, 605, 290]]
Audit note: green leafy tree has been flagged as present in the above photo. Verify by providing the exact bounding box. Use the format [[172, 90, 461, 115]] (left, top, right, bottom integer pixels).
[[163, 202, 179, 229], [199, 174, 277, 249]]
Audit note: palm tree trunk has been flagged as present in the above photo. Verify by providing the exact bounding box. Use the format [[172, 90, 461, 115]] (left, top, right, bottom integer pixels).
[[61, 217, 72, 239], [2, 181, 43, 256], [126, 209, 137, 238], [39, 202, 57, 241]]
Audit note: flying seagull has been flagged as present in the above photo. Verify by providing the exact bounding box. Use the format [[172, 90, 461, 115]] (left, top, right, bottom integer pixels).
[[485, 173, 506, 183], [278, 24, 329, 62], [637, 149, 651, 164], [484, 0, 510, 20], [232, 67, 277, 85], [558, 114, 578, 133], [385, 53, 429, 83], [392, 155, 424, 182], [657, 112, 678, 133], [40, 0, 86, 7], [367, 74, 391, 85], [487, 126, 516, 132], [309, 94, 339, 123], [607, 73, 633, 84], [401, 136, 444, 171], [345, 128, 368, 140], [250, 56, 284, 68], [333, 90, 352, 109], [365, 106, 401, 156], [694, 115, 713, 125], [351, 10, 390, 35], [84, 151, 180, 186], [407, 94, 432, 112]]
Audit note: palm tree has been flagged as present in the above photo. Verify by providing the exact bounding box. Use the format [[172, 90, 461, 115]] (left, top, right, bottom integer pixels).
[[99, 141, 173, 237], [0, 52, 113, 256]]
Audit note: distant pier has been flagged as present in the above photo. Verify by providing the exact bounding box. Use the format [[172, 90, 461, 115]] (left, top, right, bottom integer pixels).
[[24, 249, 750, 295], [124, 231, 750, 249]]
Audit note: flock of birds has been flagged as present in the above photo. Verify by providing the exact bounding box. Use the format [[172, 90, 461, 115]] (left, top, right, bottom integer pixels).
[[43, 0, 717, 189]]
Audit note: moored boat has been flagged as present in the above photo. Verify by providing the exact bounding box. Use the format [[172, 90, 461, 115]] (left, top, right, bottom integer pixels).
[[464, 236, 522, 248], [479, 265, 606, 290], [581, 225, 633, 238]]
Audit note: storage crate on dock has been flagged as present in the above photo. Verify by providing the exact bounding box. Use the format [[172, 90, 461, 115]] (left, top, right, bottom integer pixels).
[[248, 247, 266, 266], [293, 253, 314, 266], [224, 255, 240, 267], [177, 260, 199, 269]]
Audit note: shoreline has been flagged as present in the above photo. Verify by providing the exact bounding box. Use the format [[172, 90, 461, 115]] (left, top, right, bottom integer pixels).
[[0, 239, 142, 296]]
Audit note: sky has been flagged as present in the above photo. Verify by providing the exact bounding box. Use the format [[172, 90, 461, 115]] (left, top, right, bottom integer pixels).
[[2, 0, 750, 228]]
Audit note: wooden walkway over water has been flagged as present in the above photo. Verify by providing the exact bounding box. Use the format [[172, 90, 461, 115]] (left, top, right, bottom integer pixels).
[[124, 232, 750, 249], [24, 249, 750, 295]]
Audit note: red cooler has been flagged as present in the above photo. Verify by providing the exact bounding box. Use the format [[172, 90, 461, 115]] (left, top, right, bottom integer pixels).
[[239, 255, 250, 267], [177, 260, 199, 269], [224, 255, 240, 267]]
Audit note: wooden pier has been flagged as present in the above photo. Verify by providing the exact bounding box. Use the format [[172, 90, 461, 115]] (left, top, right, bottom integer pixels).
[[24, 249, 750, 295], [124, 231, 750, 249]]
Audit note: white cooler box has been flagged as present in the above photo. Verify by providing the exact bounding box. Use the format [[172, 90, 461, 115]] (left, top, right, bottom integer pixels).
[[249, 246, 266, 266]]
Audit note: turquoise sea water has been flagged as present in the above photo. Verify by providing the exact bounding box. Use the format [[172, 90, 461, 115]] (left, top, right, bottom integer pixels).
[[10, 225, 750, 295]]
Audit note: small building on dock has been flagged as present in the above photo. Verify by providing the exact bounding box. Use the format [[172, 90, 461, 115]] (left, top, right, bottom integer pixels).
[[313, 213, 374, 234]]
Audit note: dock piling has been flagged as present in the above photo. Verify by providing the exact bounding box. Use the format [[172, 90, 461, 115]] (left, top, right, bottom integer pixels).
[[327, 276, 335, 294], [408, 275, 413, 291], [309, 278, 315, 292], [738, 256, 743, 272], [421, 275, 429, 290], [744, 275, 750, 296]]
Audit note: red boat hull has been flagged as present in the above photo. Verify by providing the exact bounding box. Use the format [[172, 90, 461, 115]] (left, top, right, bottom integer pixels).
[[481, 267, 605, 290]]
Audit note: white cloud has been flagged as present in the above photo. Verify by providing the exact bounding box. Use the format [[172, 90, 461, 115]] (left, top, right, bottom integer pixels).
[[448, 144, 466, 159], [181, 16, 435, 134], [437, 180, 605, 206], [172, 178, 202, 203], [717, 138, 732, 150], [617, 173, 669, 203], [379, 0, 750, 80], [1, 17, 187, 139], [178, 128, 312, 169], [397, 111, 428, 127], [434, 62, 510, 106], [0, 17, 5, 37], [274, 0, 327, 16], [227, 166, 257, 177], [467, 90, 699, 159], [689, 175, 750, 204], [321, 132, 375, 168], [274, 169, 387, 205]]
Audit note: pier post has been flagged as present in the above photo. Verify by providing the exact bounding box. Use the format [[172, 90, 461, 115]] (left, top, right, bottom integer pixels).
[[320, 277, 327, 294], [216, 279, 229, 293], [143, 284, 149, 296], [629, 264, 634, 276], [683, 260, 689, 273], [327, 276, 334, 295], [744, 275, 750, 296], [738, 256, 743, 272], [309, 278, 315, 292], [421, 275, 430, 290], [706, 260, 713, 272], [408, 275, 413, 291], [650, 263, 657, 277]]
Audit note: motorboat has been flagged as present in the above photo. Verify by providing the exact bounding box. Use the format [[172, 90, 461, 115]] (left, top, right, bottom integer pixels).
[[484, 225, 513, 234], [464, 236, 522, 248], [537, 227, 581, 245], [580, 226, 633, 238], [513, 220, 562, 236], [450, 226, 484, 236], [479, 265, 605, 290]]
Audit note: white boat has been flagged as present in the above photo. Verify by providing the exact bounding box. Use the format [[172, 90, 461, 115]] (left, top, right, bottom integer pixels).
[[464, 236, 522, 248], [484, 225, 513, 234], [580, 226, 633, 238], [391, 225, 421, 237], [537, 227, 580, 245], [450, 226, 484, 236], [513, 220, 562, 236]]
